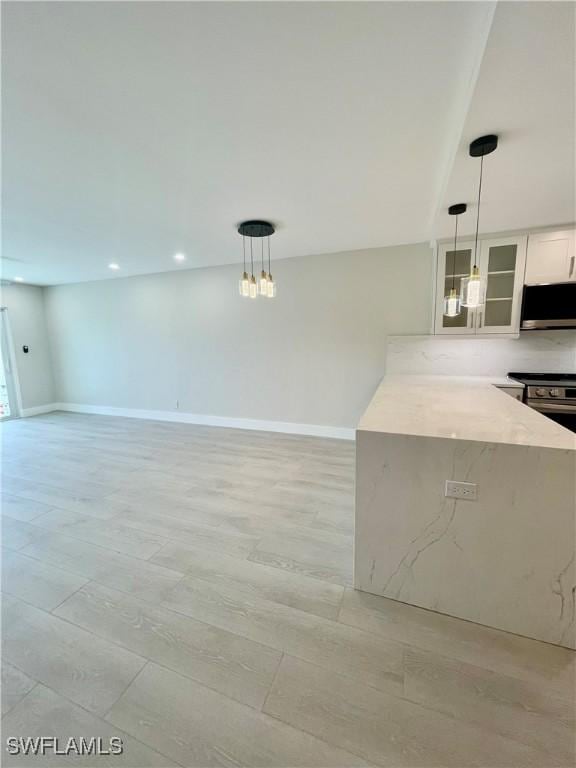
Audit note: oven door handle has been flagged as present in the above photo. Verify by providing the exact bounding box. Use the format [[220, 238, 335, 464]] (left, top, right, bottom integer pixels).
[[528, 401, 576, 414]]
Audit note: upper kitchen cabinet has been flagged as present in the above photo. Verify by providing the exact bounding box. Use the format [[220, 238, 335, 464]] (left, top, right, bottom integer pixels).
[[434, 235, 527, 335], [480, 235, 527, 333], [524, 229, 576, 284], [435, 240, 475, 334]]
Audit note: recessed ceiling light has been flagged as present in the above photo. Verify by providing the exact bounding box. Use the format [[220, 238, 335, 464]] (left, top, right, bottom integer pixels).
[[13, 276, 24, 282], [108, 263, 120, 271], [173, 252, 187, 262]]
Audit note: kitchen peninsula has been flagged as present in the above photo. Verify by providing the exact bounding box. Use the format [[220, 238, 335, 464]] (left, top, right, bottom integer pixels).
[[355, 375, 576, 649]]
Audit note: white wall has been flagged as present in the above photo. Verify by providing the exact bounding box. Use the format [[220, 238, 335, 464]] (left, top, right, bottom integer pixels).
[[45, 243, 433, 430], [1, 283, 56, 413], [386, 331, 576, 376]]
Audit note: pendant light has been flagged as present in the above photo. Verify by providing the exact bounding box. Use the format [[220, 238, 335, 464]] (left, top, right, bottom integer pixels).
[[265, 236, 276, 298], [238, 235, 250, 297], [237, 220, 276, 299], [443, 203, 466, 317], [249, 237, 257, 298], [460, 134, 498, 308], [258, 238, 268, 295]]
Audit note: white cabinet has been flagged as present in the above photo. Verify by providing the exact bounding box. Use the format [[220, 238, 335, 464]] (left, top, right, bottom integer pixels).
[[524, 229, 576, 284], [435, 235, 527, 335], [435, 240, 476, 334], [479, 235, 527, 334]]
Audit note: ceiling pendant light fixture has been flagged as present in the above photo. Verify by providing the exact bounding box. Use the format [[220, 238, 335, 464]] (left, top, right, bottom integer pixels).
[[443, 203, 466, 317], [248, 237, 257, 298], [265, 236, 276, 298], [258, 238, 268, 295], [460, 134, 498, 309], [237, 220, 276, 299]]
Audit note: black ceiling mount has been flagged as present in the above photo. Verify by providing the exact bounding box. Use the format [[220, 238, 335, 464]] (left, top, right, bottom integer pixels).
[[469, 134, 498, 158], [238, 220, 275, 238], [448, 203, 467, 216]]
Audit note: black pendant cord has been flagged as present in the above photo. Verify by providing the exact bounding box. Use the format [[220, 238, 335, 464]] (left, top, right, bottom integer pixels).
[[261, 238, 265, 275], [250, 237, 254, 277], [473, 155, 484, 269], [242, 235, 246, 274], [452, 215, 459, 291], [267, 237, 271, 275]]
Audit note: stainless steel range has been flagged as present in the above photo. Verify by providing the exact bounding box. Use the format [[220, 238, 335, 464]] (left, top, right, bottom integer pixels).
[[508, 372, 576, 433]]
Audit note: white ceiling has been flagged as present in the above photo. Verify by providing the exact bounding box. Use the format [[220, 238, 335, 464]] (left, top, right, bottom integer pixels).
[[1, 1, 573, 286], [438, 0, 575, 240]]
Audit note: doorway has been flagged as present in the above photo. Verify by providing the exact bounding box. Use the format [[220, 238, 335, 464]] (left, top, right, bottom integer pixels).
[[0, 308, 20, 420]]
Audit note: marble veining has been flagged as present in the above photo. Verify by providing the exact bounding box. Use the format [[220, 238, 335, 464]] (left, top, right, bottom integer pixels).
[[386, 330, 576, 377], [356, 433, 576, 649], [356, 375, 576, 650]]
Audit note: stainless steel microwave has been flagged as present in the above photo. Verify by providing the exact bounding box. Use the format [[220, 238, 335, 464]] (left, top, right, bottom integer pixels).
[[520, 282, 576, 330]]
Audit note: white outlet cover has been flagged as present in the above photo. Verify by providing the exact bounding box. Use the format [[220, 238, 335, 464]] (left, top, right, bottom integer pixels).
[[445, 480, 478, 501]]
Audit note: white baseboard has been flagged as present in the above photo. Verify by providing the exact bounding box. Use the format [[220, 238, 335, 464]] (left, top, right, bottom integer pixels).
[[54, 402, 355, 441], [20, 403, 59, 417]]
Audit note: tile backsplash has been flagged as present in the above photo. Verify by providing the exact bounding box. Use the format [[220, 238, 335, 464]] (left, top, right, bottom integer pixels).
[[386, 331, 576, 376]]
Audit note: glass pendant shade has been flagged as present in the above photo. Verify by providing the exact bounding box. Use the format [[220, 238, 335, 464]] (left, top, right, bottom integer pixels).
[[258, 270, 268, 295], [443, 288, 460, 317], [239, 272, 250, 297], [460, 266, 486, 308], [249, 275, 258, 299], [266, 274, 276, 298]]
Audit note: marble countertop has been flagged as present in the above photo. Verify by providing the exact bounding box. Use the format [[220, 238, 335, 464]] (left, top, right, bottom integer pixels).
[[358, 375, 576, 450]]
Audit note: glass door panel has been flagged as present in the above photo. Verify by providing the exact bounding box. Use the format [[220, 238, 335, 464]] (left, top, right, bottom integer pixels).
[[484, 299, 513, 327], [484, 244, 517, 328], [478, 237, 527, 334], [449, 248, 473, 277], [486, 272, 515, 299], [441, 248, 471, 330], [0, 353, 10, 418], [0, 310, 19, 420], [487, 244, 517, 272]]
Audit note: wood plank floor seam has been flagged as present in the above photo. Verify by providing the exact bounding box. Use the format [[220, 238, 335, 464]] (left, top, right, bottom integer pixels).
[[2, 413, 574, 768], [4, 676, 183, 768]]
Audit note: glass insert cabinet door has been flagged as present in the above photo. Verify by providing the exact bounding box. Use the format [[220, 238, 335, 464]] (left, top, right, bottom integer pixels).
[[478, 236, 527, 334], [435, 241, 475, 333], [435, 236, 527, 335], [483, 244, 516, 327]]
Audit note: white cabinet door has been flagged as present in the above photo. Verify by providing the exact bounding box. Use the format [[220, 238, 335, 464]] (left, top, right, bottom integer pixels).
[[477, 235, 527, 335], [435, 235, 527, 336], [525, 230, 576, 284], [434, 241, 476, 334]]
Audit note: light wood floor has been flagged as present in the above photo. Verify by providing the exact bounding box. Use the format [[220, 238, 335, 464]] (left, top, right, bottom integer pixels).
[[1, 412, 574, 767]]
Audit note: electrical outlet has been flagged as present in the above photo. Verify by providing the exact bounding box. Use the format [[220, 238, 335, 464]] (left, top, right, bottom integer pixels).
[[445, 480, 478, 501]]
